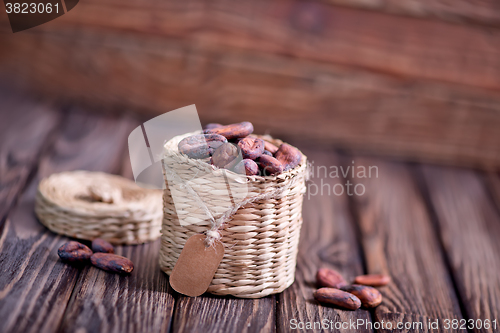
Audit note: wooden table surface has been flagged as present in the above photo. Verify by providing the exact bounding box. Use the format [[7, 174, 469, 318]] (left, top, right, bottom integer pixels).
[[0, 91, 499, 333]]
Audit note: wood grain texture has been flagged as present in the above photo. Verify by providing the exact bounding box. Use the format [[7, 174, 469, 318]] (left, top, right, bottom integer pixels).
[[0, 30, 499, 170], [172, 294, 275, 333], [348, 158, 464, 332], [59, 240, 173, 333], [4, 1, 500, 90], [59, 118, 175, 333], [421, 166, 500, 333], [0, 109, 133, 333], [277, 150, 372, 333], [324, 0, 500, 27], [0, 91, 61, 227]]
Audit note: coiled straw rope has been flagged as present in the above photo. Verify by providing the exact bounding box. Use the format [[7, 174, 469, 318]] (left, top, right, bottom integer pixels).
[[35, 171, 162, 244]]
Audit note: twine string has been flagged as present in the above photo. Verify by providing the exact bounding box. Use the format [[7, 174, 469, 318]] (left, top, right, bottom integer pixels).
[[163, 161, 297, 247]]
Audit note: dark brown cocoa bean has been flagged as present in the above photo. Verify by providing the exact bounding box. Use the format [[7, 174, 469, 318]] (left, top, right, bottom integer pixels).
[[204, 121, 254, 140], [90, 253, 134, 274], [274, 143, 302, 171], [233, 159, 259, 176], [264, 141, 279, 154], [212, 142, 239, 168], [258, 155, 284, 176], [354, 274, 391, 287], [58, 241, 93, 263], [340, 285, 383, 308], [313, 288, 361, 310], [238, 137, 265, 160], [178, 134, 227, 159], [204, 123, 223, 130], [316, 268, 347, 289], [91, 238, 114, 254]]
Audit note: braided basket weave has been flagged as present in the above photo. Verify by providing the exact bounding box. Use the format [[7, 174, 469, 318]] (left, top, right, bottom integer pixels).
[[35, 171, 162, 244], [159, 133, 307, 298]]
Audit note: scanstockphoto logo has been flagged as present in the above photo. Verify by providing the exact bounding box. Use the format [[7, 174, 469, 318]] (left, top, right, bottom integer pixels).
[[3, 0, 78, 32]]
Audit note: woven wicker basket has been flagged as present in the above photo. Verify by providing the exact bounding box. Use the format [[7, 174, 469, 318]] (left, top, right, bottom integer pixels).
[[35, 171, 162, 244], [159, 133, 307, 298]]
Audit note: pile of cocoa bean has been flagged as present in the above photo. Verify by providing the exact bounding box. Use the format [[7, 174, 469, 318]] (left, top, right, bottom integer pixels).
[[314, 268, 390, 310], [57, 239, 134, 274], [177, 121, 302, 176]]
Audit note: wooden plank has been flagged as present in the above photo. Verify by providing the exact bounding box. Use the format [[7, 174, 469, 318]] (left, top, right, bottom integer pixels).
[[0, 32, 499, 170], [0, 91, 62, 227], [0, 109, 134, 333], [324, 0, 500, 27], [421, 166, 500, 333], [277, 150, 372, 333], [485, 172, 500, 212], [3, 1, 500, 91], [59, 119, 175, 333], [172, 294, 275, 333], [348, 157, 464, 332], [59, 240, 173, 333]]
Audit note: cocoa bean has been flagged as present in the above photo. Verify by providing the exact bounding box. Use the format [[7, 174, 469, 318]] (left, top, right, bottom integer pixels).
[[274, 143, 302, 171], [212, 142, 239, 168], [204, 121, 254, 140], [313, 288, 361, 310], [257, 155, 283, 176], [354, 274, 391, 287], [204, 123, 223, 130], [263, 141, 279, 154], [91, 238, 114, 254], [262, 150, 273, 156], [233, 159, 259, 176], [316, 268, 347, 288], [340, 285, 383, 308], [90, 253, 134, 274], [178, 134, 227, 159], [238, 137, 264, 160], [58, 241, 93, 263]]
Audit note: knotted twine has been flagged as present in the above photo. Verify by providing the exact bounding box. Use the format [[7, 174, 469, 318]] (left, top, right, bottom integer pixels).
[[163, 164, 298, 247]]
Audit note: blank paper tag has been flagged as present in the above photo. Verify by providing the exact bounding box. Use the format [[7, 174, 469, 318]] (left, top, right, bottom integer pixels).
[[169, 234, 224, 297]]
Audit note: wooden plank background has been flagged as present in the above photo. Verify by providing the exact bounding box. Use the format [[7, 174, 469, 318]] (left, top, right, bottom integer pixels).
[[0, 0, 499, 170]]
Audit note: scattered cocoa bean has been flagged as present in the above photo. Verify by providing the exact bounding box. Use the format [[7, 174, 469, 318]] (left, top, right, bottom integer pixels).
[[238, 137, 265, 160], [341, 285, 383, 308], [212, 142, 240, 168], [313, 288, 361, 310], [263, 141, 279, 154], [316, 268, 347, 289], [257, 155, 284, 176], [178, 134, 227, 159], [204, 123, 223, 130], [92, 238, 114, 254], [274, 143, 302, 171], [354, 274, 391, 287], [233, 159, 259, 176], [90, 253, 134, 274], [204, 121, 254, 140], [58, 241, 93, 263], [263, 150, 273, 156]]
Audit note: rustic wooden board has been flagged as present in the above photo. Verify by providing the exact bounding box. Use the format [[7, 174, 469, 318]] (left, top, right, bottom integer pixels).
[[421, 166, 500, 333], [1, 31, 499, 170], [0, 92, 61, 228], [59, 240, 173, 333], [348, 158, 464, 332], [7, 0, 500, 91], [277, 150, 373, 333], [324, 0, 500, 27], [59, 119, 175, 333], [0, 110, 135, 333], [172, 294, 275, 333]]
